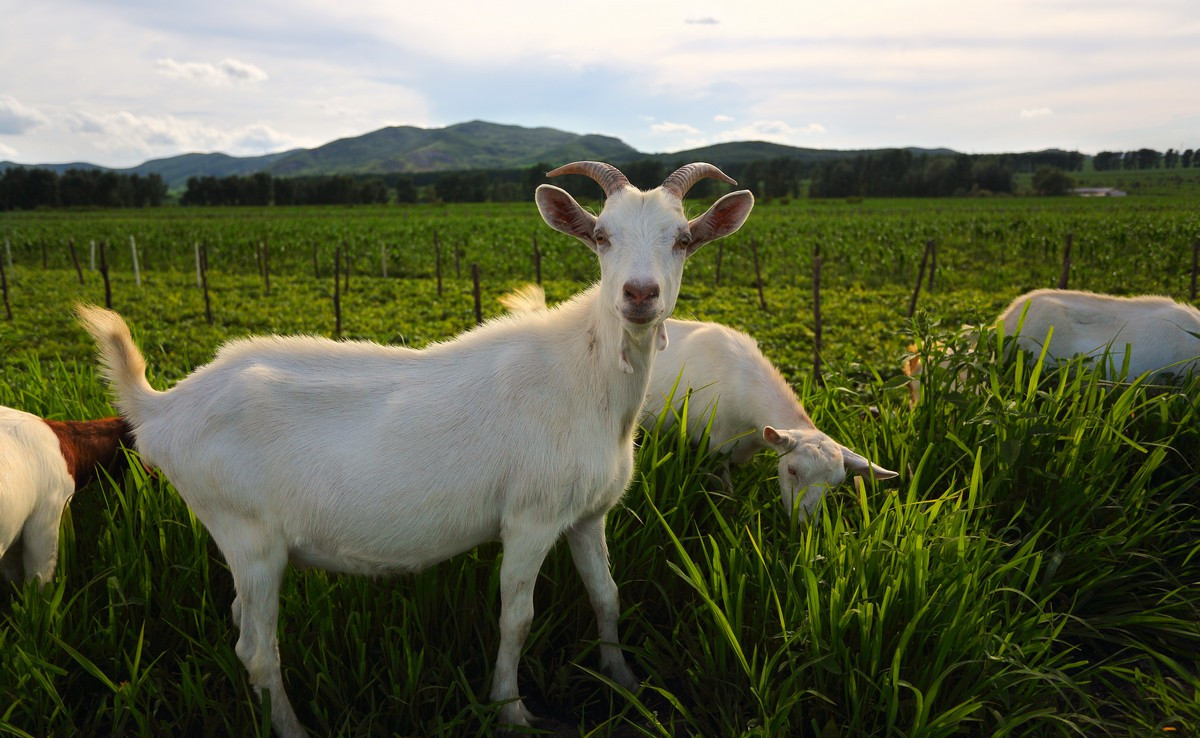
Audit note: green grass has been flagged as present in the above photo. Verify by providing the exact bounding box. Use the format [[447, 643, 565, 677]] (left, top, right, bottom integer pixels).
[[1, 199, 1199, 735]]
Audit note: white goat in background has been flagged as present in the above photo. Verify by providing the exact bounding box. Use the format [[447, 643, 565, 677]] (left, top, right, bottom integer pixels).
[[1, 407, 133, 584], [905, 288, 1200, 406], [999, 289, 1200, 378], [78, 161, 754, 736], [500, 285, 897, 521]]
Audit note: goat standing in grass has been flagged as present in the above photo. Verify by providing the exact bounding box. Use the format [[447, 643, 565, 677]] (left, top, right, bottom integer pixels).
[[501, 285, 897, 521], [78, 161, 754, 736], [1, 407, 132, 584]]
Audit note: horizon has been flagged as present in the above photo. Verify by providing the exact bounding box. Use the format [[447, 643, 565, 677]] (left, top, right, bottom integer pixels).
[[2, 1, 1197, 169]]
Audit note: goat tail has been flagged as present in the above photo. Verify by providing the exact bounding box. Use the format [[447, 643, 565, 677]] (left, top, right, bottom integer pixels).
[[75, 304, 160, 425], [497, 283, 549, 314]]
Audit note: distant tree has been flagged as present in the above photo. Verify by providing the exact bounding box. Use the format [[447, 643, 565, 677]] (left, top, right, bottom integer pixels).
[[1136, 148, 1162, 169], [1032, 166, 1075, 196], [394, 175, 417, 203], [1164, 149, 1179, 169], [1093, 151, 1120, 171], [623, 159, 666, 191], [1183, 149, 1195, 168]]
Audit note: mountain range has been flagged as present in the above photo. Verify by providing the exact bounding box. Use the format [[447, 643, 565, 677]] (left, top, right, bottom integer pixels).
[[1, 120, 959, 189]]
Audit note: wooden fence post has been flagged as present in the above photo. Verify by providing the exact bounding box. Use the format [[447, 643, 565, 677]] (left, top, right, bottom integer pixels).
[[751, 237, 767, 310], [907, 239, 933, 318], [533, 235, 541, 285], [130, 235, 141, 287], [1191, 239, 1198, 301], [1057, 232, 1073, 289], [927, 239, 936, 292], [334, 244, 343, 338], [99, 241, 112, 309], [0, 254, 11, 320], [69, 239, 84, 284], [813, 242, 823, 386], [263, 238, 270, 295], [715, 241, 724, 287], [434, 230, 442, 297], [200, 242, 212, 326], [472, 263, 482, 325]]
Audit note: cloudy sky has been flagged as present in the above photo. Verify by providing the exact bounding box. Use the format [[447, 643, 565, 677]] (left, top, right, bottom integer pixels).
[[2, 0, 1197, 168]]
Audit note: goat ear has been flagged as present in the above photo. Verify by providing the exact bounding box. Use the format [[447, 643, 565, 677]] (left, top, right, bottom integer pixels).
[[763, 426, 797, 451], [840, 445, 899, 480], [535, 184, 599, 251], [685, 190, 755, 255]]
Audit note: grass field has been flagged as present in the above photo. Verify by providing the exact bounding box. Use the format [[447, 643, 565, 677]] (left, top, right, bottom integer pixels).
[[1, 197, 1199, 736]]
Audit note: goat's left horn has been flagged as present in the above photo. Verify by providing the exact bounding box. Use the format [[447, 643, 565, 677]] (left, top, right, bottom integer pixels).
[[545, 161, 631, 198], [661, 163, 736, 200]]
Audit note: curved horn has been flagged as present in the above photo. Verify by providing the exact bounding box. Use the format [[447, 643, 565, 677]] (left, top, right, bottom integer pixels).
[[661, 162, 736, 199], [545, 161, 631, 198]]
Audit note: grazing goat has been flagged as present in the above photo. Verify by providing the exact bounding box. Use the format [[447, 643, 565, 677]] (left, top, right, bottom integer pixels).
[[905, 288, 1200, 406], [501, 285, 897, 521], [1000, 289, 1200, 378], [1, 406, 132, 584], [78, 161, 754, 736]]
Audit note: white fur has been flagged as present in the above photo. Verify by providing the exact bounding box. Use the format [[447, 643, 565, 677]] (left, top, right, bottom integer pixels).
[[78, 171, 754, 737], [500, 285, 898, 521], [0, 406, 76, 585], [999, 289, 1200, 378]]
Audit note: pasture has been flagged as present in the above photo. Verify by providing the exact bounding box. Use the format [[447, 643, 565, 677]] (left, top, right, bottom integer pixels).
[[1, 196, 1199, 736]]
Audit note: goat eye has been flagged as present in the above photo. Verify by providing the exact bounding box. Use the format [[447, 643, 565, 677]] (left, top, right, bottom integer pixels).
[[787, 467, 798, 477], [594, 232, 609, 247], [675, 233, 692, 250]]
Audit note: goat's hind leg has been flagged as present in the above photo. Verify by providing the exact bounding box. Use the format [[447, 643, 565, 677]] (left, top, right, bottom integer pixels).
[[216, 521, 306, 738], [565, 513, 638, 690]]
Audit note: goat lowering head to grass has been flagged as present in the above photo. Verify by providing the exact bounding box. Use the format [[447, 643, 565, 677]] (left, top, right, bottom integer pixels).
[[501, 285, 897, 521], [77, 161, 753, 737], [1, 407, 133, 585]]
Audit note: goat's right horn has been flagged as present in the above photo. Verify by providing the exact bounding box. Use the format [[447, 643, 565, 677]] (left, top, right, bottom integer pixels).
[[661, 163, 736, 200], [545, 161, 631, 198]]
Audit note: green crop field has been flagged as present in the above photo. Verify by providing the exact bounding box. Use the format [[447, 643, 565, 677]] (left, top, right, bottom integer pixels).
[[1, 196, 1199, 736]]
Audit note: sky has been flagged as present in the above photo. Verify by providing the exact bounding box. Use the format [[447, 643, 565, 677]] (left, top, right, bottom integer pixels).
[[1, 0, 1198, 168]]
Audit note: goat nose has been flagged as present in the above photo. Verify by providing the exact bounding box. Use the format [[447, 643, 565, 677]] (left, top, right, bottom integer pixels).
[[623, 281, 660, 306]]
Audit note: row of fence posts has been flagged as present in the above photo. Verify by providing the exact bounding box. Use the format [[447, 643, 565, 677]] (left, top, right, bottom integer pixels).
[[7, 236, 1200, 378]]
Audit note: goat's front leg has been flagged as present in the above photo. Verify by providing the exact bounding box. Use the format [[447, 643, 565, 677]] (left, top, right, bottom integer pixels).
[[565, 513, 638, 691], [493, 524, 559, 726]]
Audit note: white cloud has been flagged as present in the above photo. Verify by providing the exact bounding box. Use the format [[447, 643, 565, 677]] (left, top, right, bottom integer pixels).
[[65, 110, 297, 158], [0, 141, 18, 158], [713, 114, 734, 123], [1019, 107, 1054, 119], [685, 17, 719, 25], [651, 121, 701, 135], [155, 58, 269, 86], [0, 95, 49, 134], [715, 120, 826, 144]]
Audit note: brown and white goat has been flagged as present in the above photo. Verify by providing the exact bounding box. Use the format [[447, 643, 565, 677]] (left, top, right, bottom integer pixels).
[[1, 406, 133, 584]]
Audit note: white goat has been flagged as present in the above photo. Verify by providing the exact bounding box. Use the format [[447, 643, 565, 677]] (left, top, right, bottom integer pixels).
[[78, 161, 754, 736], [999, 289, 1200, 378], [1, 407, 133, 584], [905, 288, 1200, 406], [501, 285, 897, 521]]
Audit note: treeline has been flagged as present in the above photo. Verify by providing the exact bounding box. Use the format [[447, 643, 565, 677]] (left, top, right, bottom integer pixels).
[[808, 151, 1017, 198], [0, 167, 167, 210], [1092, 148, 1196, 171], [180, 173, 397, 206]]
